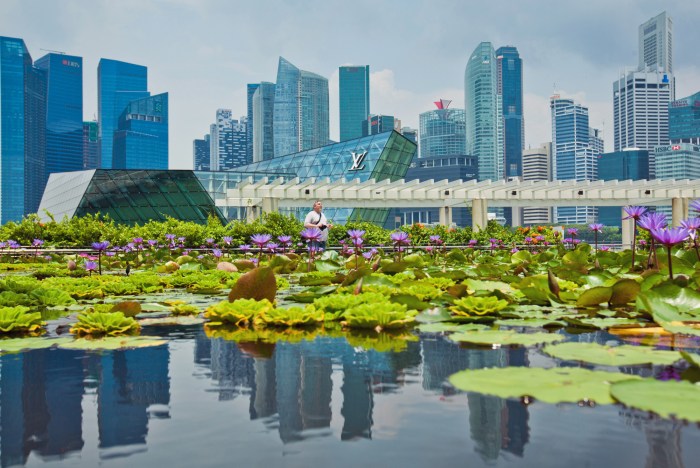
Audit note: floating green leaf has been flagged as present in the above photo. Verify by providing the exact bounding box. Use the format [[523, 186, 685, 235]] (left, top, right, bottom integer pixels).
[[417, 322, 488, 333], [449, 330, 564, 346], [228, 266, 277, 303], [449, 367, 639, 404], [0, 306, 45, 335], [681, 351, 700, 367], [609, 279, 641, 306], [576, 286, 612, 307], [70, 311, 141, 337], [544, 342, 682, 366], [139, 316, 205, 326], [0, 337, 72, 354], [494, 318, 566, 328], [610, 379, 700, 422], [59, 336, 167, 350], [563, 317, 642, 330]]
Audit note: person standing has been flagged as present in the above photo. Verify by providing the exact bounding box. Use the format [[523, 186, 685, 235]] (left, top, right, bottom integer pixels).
[[304, 200, 332, 250]]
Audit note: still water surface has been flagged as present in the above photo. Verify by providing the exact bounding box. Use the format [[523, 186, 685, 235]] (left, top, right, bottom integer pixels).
[[1, 326, 698, 468]]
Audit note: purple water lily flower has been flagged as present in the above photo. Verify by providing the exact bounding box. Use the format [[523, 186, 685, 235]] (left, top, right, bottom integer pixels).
[[84, 261, 97, 274], [212, 249, 222, 259], [362, 251, 374, 260], [165, 233, 176, 241], [222, 236, 233, 245], [266, 242, 279, 253], [690, 199, 700, 213], [599, 245, 610, 252], [92, 241, 110, 251], [205, 238, 215, 245], [390, 231, 410, 245], [638, 213, 667, 231], [133, 237, 143, 244], [651, 226, 690, 280], [588, 223, 604, 232], [468, 239, 478, 247], [32, 239, 44, 247], [239, 244, 251, 253], [681, 217, 700, 232], [147, 239, 158, 247], [567, 228, 579, 235], [623, 206, 648, 220], [347, 229, 365, 239], [300, 228, 323, 242], [250, 234, 272, 247]]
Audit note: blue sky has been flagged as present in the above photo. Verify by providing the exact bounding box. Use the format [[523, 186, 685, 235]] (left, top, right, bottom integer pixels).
[[2, 0, 699, 169]]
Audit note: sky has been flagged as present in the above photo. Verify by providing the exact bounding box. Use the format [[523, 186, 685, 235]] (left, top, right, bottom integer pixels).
[[2, 0, 699, 169]]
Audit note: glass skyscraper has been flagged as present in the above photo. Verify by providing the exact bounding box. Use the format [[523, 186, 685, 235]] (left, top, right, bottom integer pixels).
[[273, 57, 329, 157], [339, 65, 370, 142], [597, 149, 650, 227], [112, 93, 168, 169], [550, 96, 598, 224], [1, 36, 44, 223], [98, 59, 148, 169], [362, 115, 395, 136], [246, 83, 259, 165], [418, 100, 466, 157], [82, 121, 99, 169], [252, 82, 276, 162], [34, 53, 83, 181], [193, 135, 210, 170], [465, 42, 503, 181], [669, 91, 700, 143], [496, 46, 523, 178]]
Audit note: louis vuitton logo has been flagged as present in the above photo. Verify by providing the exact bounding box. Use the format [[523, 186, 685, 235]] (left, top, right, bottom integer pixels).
[[349, 151, 367, 171]]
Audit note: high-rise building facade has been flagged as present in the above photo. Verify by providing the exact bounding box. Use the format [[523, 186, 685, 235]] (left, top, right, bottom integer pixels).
[[112, 93, 168, 169], [98, 59, 149, 169], [639, 12, 673, 74], [246, 83, 259, 165], [34, 53, 84, 180], [219, 117, 247, 171], [339, 65, 370, 142], [1, 36, 43, 223], [211, 109, 232, 171], [465, 42, 503, 181], [551, 96, 598, 224], [273, 57, 329, 157], [418, 100, 466, 158], [193, 134, 210, 171], [496, 46, 524, 178], [655, 143, 700, 180], [669, 91, 700, 144], [82, 121, 99, 169], [597, 149, 650, 227], [252, 82, 275, 162], [362, 115, 395, 136], [521, 143, 552, 225], [613, 12, 674, 179]]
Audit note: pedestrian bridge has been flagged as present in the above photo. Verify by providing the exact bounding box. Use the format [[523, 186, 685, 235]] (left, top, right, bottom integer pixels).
[[218, 177, 700, 245]]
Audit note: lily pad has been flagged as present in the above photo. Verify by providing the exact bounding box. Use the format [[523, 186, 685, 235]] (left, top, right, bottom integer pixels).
[[609, 279, 641, 306], [610, 379, 700, 422], [576, 286, 612, 307], [543, 342, 682, 366], [417, 323, 489, 333], [494, 318, 566, 328], [59, 336, 167, 350], [449, 330, 564, 346], [449, 367, 640, 404], [563, 317, 642, 330], [139, 316, 205, 326], [229, 266, 277, 303], [681, 351, 700, 367], [0, 337, 72, 354]]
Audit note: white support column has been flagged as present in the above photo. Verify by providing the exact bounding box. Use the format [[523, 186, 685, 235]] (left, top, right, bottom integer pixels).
[[439, 206, 452, 226], [246, 205, 258, 223], [472, 199, 489, 232], [621, 207, 634, 250], [261, 197, 279, 215], [511, 207, 522, 227], [671, 197, 689, 227]]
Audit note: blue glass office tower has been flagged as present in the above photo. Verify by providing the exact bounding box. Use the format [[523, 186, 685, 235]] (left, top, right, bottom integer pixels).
[[273, 57, 329, 157], [219, 119, 247, 171], [34, 53, 83, 183], [246, 83, 259, 165], [362, 115, 395, 136], [112, 93, 168, 169], [597, 149, 649, 227], [252, 82, 276, 162], [1, 36, 45, 223], [98, 59, 148, 168], [496, 47, 523, 178], [193, 135, 210, 170], [83, 121, 99, 169], [669, 91, 700, 143], [418, 100, 466, 157], [551, 96, 597, 224], [339, 65, 370, 141], [465, 42, 503, 181]]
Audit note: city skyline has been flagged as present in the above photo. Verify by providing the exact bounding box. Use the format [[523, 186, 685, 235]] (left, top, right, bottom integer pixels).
[[2, 0, 699, 170]]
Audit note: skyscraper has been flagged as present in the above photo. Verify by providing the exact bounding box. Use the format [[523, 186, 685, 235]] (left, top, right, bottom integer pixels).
[[550, 96, 598, 224], [82, 121, 99, 169], [273, 57, 328, 157], [112, 93, 168, 169], [252, 82, 275, 162], [339, 65, 370, 142], [362, 115, 396, 136], [246, 83, 259, 165], [613, 12, 674, 179], [220, 117, 247, 171], [98, 59, 148, 169], [193, 134, 210, 170], [597, 149, 650, 227], [639, 12, 673, 74], [0, 36, 44, 223], [496, 46, 524, 178], [418, 99, 466, 158], [34, 53, 83, 180], [669, 91, 700, 144], [465, 42, 503, 181], [521, 143, 552, 225]]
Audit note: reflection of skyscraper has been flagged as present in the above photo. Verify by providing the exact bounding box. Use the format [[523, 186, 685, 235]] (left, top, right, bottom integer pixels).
[[1, 354, 26, 466], [341, 350, 374, 440], [209, 338, 255, 401], [97, 346, 170, 451]]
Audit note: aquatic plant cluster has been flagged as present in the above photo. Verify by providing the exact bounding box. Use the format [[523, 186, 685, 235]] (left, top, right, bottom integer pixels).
[[0, 205, 700, 422]]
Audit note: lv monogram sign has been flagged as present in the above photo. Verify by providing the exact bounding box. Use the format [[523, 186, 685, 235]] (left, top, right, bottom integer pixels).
[[349, 151, 367, 171]]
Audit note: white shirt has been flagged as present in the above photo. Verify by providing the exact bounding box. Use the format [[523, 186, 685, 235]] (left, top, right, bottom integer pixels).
[[304, 210, 329, 241]]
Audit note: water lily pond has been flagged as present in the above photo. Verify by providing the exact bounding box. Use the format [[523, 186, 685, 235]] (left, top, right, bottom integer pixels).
[[2, 223, 700, 467]]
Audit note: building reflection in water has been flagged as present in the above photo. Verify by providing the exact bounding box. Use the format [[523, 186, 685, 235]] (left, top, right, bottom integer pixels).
[[96, 346, 170, 450], [421, 334, 530, 461], [0, 348, 85, 467]]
